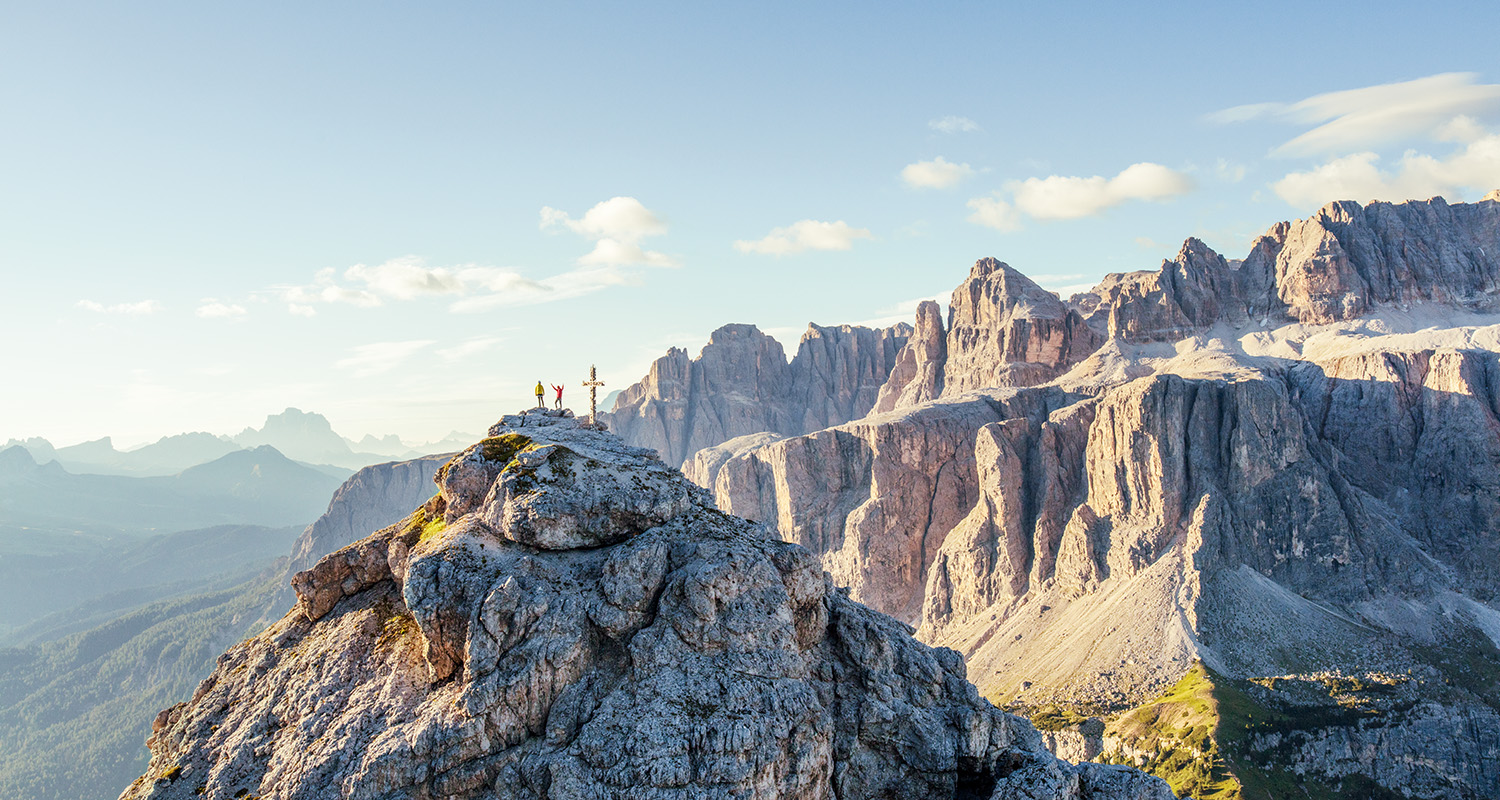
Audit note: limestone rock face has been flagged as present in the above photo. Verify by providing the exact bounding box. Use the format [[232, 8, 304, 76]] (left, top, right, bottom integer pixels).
[[287, 453, 451, 575], [1071, 238, 1278, 342], [873, 300, 946, 412], [615, 195, 1500, 799], [704, 390, 1078, 623], [606, 322, 909, 469], [873, 262, 1100, 414], [1069, 196, 1500, 339], [1271, 198, 1500, 323], [121, 413, 1171, 800], [942, 259, 1102, 394]]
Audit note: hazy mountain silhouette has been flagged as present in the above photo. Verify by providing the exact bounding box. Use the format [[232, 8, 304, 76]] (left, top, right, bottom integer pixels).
[[0, 444, 344, 539]]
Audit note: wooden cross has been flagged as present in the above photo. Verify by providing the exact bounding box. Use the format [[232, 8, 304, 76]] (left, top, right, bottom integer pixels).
[[583, 364, 605, 428]]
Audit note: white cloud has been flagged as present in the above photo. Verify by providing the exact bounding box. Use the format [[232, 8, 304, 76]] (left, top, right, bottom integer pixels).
[[540, 196, 667, 242], [77, 299, 160, 314], [965, 162, 1192, 231], [335, 340, 435, 378], [196, 300, 247, 319], [577, 238, 679, 268], [436, 336, 502, 362], [929, 116, 980, 134], [344, 257, 467, 299], [1437, 115, 1488, 144], [448, 265, 632, 313], [733, 220, 873, 255], [1272, 132, 1500, 210], [965, 195, 1022, 232], [539, 196, 676, 266], [273, 198, 675, 316], [901, 156, 975, 189], [1009, 162, 1192, 220], [1208, 73, 1500, 156], [277, 268, 383, 310], [275, 258, 558, 314]]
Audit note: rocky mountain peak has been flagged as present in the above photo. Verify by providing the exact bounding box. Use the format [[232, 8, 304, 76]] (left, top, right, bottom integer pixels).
[[873, 299, 947, 412], [607, 321, 909, 468], [123, 410, 1171, 800], [1484, 188, 1500, 203], [874, 258, 1099, 408], [957, 258, 1069, 321], [706, 322, 777, 347]]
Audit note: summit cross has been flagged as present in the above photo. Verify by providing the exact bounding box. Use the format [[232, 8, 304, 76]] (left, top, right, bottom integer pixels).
[[583, 365, 605, 428]]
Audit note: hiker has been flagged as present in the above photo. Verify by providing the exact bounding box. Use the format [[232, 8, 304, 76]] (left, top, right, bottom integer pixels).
[[552, 383, 564, 410], [534, 380, 545, 409]]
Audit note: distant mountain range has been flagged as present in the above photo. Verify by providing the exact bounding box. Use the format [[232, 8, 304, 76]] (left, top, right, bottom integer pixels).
[[0, 444, 345, 541], [5, 408, 480, 475], [0, 450, 447, 800]]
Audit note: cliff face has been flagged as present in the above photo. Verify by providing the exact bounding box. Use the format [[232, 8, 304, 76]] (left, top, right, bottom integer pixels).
[[286, 453, 452, 575], [876, 262, 1099, 413], [697, 195, 1500, 798], [606, 322, 909, 469], [120, 413, 1171, 800], [1070, 195, 1500, 340]]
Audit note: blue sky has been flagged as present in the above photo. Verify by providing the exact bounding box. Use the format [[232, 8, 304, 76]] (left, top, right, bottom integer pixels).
[[4, 2, 1499, 446]]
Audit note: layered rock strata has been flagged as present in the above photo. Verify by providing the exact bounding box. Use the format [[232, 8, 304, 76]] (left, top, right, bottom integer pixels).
[[696, 195, 1500, 798], [876, 262, 1099, 413], [121, 413, 1171, 800], [1071, 194, 1500, 339], [606, 321, 909, 469]]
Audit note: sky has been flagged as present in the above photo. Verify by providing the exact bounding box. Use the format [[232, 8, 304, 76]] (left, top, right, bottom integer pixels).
[[3, 1, 1500, 447]]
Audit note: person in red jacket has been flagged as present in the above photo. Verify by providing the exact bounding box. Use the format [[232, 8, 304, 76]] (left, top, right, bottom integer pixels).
[[551, 383, 564, 410]]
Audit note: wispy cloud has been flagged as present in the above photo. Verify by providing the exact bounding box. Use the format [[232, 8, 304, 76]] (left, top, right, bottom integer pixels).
[[1208, 73, 1500, 156], [929, 115, 981, 134], [540, 196, 678, 267], [77, 299, 159, 315], [901, 156, 975, 189], [273, 258, 570, 315], [335, 340, 435, 378], [733, 220, 873, 255], [436, 336, 502, 363], [196, 300, 247, 319], [967, 162, 1193, 232], [448, 265, 634, 313]]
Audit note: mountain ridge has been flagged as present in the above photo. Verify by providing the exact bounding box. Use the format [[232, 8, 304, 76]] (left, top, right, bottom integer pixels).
[[618, 192, 1500, 799]]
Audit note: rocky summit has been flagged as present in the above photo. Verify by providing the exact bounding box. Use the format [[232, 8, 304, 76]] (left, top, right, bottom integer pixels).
[[120, 410, 1171, 800]]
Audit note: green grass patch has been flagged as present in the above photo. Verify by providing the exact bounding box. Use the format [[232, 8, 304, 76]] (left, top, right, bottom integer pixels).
[[1029, 704, 1090, 732], [480, 434, 533, 466], [1104, 662, 1241, 800], [394, 497, 448, 547], [417, 515, 446, 545]]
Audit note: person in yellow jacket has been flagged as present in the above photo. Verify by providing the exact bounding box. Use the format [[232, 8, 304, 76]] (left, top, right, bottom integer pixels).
[[534, 380, 545, 409]]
